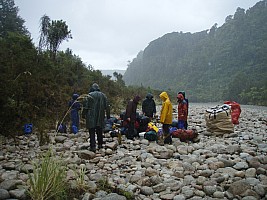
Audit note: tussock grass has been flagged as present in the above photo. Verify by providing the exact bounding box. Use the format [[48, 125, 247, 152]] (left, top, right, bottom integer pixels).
[[74, 164, 88, 192], [27, 149, 67, 200]]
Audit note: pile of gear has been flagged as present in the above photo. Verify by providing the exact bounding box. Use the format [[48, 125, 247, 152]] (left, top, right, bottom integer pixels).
[[103, 112, 198, 143]]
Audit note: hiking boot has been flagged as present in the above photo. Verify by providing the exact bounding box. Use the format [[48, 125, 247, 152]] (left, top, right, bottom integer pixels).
[[98, 145, 103, 149], [89, 147, 96, 153]]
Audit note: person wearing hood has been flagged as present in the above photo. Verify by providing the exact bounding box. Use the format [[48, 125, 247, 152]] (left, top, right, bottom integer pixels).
[[68, 93, 81, 133], [159, 91, 173, 144], [83, 83, 110, 152], [124, 95, 141, 140], [142, 93, 156, 120], [177, 92, 188, 129]]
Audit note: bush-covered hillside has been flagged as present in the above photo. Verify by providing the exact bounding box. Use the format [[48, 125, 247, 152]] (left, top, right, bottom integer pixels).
[[124, 0, 267, 105]]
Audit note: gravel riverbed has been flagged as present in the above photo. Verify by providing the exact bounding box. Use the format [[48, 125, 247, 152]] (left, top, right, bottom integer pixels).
[[0, 103, 266, 200]]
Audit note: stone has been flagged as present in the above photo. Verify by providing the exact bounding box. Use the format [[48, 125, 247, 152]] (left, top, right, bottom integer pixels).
[[245, 168, 257, 178], [233, 162, 249, 170], [152, 183, 167, 193], [105, 142, 118, 150], [145, 167, 159, 177], [55, 135, 67, 143], [227, 180, 251, 196], [213, 191, 224, 198], [78, 150, 96, 160], [0, 179, 23, 190], [140, 186, 154, 195], [101, 193, 127, 200], [181, 186, 194, 199], [173, 194, 186, 200], [203, 185, 216, 196], [0, 189, 10, 199], [9, 188, 26, 199]]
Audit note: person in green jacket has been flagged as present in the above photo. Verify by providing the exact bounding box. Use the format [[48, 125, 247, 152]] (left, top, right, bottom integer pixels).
[[82, 83, 110, 152], [159, 91, 173, 144]]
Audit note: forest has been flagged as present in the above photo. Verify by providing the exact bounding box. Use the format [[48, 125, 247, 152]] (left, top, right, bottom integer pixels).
[[0, 0, 156, 136], [123, 0, 267, 105]]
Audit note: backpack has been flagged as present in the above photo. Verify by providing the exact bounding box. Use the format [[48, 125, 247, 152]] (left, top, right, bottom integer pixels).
[[144, 130, 158, 141], [137, 115, 150, 132], [24, 123, 33, 134]]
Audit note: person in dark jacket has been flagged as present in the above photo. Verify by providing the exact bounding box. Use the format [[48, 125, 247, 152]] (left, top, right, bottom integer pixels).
[[82, 83, 110, 152], [124, 95, 141, 140], [68, 93, 81, 133], [142, 93, 156, 120]]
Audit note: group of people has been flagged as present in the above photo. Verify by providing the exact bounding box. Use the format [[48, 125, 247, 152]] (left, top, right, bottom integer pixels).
[[68, 83, 189, 152], [120, 90, 189, 145]]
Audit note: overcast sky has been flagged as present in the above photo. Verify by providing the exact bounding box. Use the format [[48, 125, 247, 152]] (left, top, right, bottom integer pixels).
[[14, 0, 260, 70]]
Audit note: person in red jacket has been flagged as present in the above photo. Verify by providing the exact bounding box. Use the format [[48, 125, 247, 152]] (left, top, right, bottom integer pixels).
[[177, 93, 188, 129]]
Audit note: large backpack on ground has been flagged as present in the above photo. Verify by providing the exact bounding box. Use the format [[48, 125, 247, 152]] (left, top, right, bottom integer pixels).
[[137, 115, 150, 133], [205, 104, 234, 135]]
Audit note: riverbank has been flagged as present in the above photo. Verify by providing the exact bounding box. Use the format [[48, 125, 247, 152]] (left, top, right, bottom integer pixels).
[[0, 104, 266, 199]]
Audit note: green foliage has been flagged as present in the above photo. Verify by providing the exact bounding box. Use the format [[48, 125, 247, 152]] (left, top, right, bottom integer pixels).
[[124, 1, 267, 106], [239, 86, 267, 105], [27, 149, 67, 200], [0, 0, 28, 37]]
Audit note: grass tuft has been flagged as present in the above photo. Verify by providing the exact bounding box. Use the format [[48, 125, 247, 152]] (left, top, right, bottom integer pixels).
[[27, 149, 67, 200]]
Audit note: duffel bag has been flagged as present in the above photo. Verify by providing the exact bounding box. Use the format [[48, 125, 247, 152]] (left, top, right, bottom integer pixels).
[[205, 104, 234, 135], [172, 129, 198, 142]]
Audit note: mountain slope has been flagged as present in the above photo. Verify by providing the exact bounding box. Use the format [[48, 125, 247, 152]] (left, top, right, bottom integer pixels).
[[123, 0, 267, 105]]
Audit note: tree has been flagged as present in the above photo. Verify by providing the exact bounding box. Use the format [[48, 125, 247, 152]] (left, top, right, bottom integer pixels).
[[113, 71, 125, 86], [38, 14, 72, 59], [0, 0, 28, 37]]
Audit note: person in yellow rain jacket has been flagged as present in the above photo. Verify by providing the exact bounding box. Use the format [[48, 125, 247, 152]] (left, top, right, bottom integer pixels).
[[159, 91, 173, 144]]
